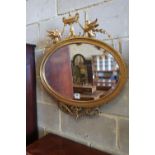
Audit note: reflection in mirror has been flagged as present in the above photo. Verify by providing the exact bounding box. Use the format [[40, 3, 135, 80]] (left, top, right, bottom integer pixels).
[[45, 43, 119, 101]]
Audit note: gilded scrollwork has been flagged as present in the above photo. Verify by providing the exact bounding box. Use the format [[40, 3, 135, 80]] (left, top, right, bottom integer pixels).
[[58, 103, 99, 119], [47, 13, 113, 42]]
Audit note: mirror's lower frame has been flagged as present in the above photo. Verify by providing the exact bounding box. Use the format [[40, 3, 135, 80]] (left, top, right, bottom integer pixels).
[[40, 36, 127, 118]]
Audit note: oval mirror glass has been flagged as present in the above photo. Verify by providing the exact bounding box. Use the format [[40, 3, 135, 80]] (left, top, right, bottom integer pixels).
[[44, 43, 119, 101], [40, 37, 127, 108]]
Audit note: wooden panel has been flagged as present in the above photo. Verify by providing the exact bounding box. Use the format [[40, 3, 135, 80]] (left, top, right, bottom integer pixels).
[[27, 133, 111, 155], [73, 85, 96, 94], [26, 44, 38, 145], [45, 46, 73, 99]]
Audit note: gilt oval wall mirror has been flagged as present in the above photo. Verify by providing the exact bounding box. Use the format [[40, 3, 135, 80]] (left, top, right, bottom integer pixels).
[[40, 13, 127, 117]]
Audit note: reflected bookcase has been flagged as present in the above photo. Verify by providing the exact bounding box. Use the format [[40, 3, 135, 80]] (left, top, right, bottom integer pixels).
[[92, 55, 119, 91]]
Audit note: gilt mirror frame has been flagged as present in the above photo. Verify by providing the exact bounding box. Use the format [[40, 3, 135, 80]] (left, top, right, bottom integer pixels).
[[39, 13, 127, 118]]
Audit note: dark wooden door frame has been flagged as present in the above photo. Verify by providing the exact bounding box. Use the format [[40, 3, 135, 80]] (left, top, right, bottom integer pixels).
[[26, 44, 38, 145]]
